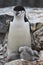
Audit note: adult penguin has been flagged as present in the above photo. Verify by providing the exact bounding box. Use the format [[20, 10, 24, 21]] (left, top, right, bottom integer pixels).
[[7, 5, 31, 61]]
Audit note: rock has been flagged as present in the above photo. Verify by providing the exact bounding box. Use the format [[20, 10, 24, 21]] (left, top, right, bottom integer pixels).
[[0, 14, 13, 33], [31, 26, 43, 51], [5, 59, 43, 65], [5, 59, 36, 65], [0, 14, 13, 64], [40, 51, 43, 60]]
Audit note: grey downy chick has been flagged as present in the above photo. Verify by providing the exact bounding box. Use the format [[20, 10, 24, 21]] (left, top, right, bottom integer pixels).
[[19, 46, 34, 61]]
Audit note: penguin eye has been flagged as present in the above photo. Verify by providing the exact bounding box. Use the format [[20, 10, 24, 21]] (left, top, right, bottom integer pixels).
[[22, 11, 25, 14]]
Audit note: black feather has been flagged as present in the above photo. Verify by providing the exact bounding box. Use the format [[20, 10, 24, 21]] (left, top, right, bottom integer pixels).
[[13, 5, 25, 11]]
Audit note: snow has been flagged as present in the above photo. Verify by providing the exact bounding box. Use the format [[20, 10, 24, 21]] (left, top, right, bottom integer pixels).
[[0, 6, 43, 23]]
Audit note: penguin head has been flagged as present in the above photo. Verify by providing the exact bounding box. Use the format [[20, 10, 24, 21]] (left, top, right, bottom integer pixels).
[[13, 5, 25, 17]]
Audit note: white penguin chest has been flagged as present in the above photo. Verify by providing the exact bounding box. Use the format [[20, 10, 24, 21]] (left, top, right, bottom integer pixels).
[[8, 21, 31, 51], [9, 22, 27, 42]]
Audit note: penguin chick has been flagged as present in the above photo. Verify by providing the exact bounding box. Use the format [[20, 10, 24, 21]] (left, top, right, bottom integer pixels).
[[33, 50, 39, 57], [7, 5, 31, 60], [19, 46, 34, 61], [33, 50, 39, 60], [19, 46, 33, 55]]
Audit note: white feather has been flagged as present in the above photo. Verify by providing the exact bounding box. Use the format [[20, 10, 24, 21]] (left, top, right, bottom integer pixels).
[[7, 12, 31, 53]]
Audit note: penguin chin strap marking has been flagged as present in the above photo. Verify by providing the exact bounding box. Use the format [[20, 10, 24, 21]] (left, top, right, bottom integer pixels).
[[15, 11, 25, 17]]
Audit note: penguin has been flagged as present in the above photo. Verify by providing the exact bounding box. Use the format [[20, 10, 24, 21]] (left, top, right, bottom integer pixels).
[[7, 5, 31, 60]]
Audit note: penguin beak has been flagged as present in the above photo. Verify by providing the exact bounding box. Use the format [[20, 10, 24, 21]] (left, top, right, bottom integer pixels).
[[16, 12, 19, 16]]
